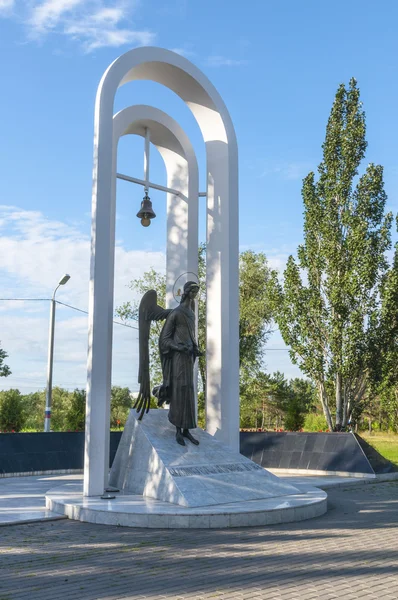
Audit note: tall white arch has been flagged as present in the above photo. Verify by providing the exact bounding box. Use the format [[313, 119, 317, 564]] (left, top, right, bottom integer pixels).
[[85, 48, 239, 497]]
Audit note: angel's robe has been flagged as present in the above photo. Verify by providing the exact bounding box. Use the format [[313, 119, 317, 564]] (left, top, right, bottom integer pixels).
[[158, 303, 198, 430]]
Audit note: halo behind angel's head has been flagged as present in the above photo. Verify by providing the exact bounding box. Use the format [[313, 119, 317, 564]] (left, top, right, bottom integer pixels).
[[173, 271, 199, 303], [180, 280, 200, 303]]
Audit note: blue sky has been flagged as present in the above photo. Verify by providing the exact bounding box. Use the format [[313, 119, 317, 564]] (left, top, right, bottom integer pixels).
[[1, 0, 398, 393]]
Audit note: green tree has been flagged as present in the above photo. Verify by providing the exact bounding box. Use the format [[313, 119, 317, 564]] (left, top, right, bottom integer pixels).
[[288, 378, 317, 414], [110, 386, 132, 428], [239, 251, 275, 375], [116, 266, 168, 389], [116, 246, 276, 409], [269, 78, 394, 431], [50, 387, 74, 431], [284, 399, 305, 431], [22, 391, 45, 430], [0, 389, 25, 432], [197, 244, 207, 396], [240, 371, 290, 430], [368, 221, 398, 431], [66, 388, 86, 431], [0, 343, 11, 378]]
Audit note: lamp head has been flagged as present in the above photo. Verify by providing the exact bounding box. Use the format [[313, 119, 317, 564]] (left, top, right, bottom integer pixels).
[[58, 274, 71, 286]]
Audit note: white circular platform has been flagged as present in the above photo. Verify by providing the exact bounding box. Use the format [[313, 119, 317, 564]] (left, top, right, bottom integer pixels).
[[46, 482, 327, 528]]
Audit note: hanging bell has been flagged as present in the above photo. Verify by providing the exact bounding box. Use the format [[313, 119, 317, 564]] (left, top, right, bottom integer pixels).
[[136, 192, 156, 227]]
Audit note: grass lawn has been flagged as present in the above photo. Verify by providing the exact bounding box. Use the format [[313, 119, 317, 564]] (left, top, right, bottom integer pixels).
[[360, 432, 398, 466]]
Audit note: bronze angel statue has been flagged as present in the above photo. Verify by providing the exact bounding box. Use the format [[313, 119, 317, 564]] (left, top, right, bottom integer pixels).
[[134, 280, 202, 446]]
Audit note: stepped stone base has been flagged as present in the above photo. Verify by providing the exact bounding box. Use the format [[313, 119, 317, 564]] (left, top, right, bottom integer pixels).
[[46, 482, 327, 528], [109, 410, 300, 508]]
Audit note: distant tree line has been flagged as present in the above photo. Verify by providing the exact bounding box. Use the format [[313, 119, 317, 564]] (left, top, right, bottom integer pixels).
[[0, 386, 132, 433]]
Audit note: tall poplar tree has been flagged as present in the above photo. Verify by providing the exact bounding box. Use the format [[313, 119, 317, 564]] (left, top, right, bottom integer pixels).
[[370, 221, 398, 430], [269, 78, 394, 431]]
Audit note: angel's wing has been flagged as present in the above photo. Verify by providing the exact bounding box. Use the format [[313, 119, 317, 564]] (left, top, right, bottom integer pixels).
[[134, 290, 172, 420]]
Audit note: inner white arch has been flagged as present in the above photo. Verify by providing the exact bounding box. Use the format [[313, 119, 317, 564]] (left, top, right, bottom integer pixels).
[[113, 105, 199, 308]]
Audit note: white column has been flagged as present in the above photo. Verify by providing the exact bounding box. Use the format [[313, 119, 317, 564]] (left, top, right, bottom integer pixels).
[[205, 140, 240, 451], [84, 94, 115, 497], [164, 153, 198, 309]]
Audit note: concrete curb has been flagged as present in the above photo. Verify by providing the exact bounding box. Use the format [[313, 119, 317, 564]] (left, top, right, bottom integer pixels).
[[0, 469, 83, 479], [315, 472, 398, 490]]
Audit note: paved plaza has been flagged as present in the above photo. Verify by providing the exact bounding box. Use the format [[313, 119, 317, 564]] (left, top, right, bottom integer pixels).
[[0, 480, 397, 599]]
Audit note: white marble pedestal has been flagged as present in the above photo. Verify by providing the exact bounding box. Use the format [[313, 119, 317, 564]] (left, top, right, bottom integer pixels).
[[109, 410, 301, 507], [46, 410, 327, 528]]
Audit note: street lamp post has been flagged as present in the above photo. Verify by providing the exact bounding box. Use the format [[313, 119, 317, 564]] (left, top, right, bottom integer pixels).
[[44, 274, 71, 432]]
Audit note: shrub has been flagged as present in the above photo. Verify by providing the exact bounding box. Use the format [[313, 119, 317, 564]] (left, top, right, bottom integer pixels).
[[65, 388, 86, 431], [303, 412, 328, 432], [0, 389, 25, 432], [50, 387, 76, 431], [22, 391, 45, 430], [111, 386, 132, 428]]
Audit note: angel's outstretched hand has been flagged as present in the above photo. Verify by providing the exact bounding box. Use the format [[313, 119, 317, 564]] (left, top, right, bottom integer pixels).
[[133, 392, 151, 420]]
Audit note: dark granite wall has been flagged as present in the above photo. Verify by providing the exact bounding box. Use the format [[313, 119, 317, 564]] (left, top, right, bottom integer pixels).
[[1, 430, 392, 476], [0, 431, 123, 474], [240, 431, 375, 475]]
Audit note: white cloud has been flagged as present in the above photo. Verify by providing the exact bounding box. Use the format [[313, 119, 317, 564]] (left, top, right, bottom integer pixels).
[[206, 55, 248, 68], [0, 0, 14, 13], [63, 7, 155, 52], [28, 0, 84, 32], [0, 0, 156, 52], [0, 205, 164, 392]]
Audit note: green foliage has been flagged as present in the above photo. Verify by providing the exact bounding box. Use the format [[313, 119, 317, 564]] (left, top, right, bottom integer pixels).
[[110, 386, 132, 428], [116, 246, 276, 410], [116, 266, 167, 388], [284, 399, 305, 431], [240, 371, 316, 430], [197, 391, 205, 429], [50, 387, 75, 431], [283, 378, 316, 431], [0, 389, 25, 432], [239, 251, 275, 375], [66, 388, 86, 431], [197, 243, 207, 395], [268, 78, 394, 431], [367, 218, 398, 431], [288, 378, 318, 413], [0, 343, 11, 378], [0, 386, 134, 432], [23, 391, 45, 430], [303, 412, 329, 432]]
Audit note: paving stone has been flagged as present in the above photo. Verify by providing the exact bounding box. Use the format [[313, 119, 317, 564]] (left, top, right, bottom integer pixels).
[[0, 482, 397, 599]]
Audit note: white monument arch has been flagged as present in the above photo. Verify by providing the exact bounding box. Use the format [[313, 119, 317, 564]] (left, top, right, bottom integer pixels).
[[84, 47, 240, 497], [46, 47, 327, 526]]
